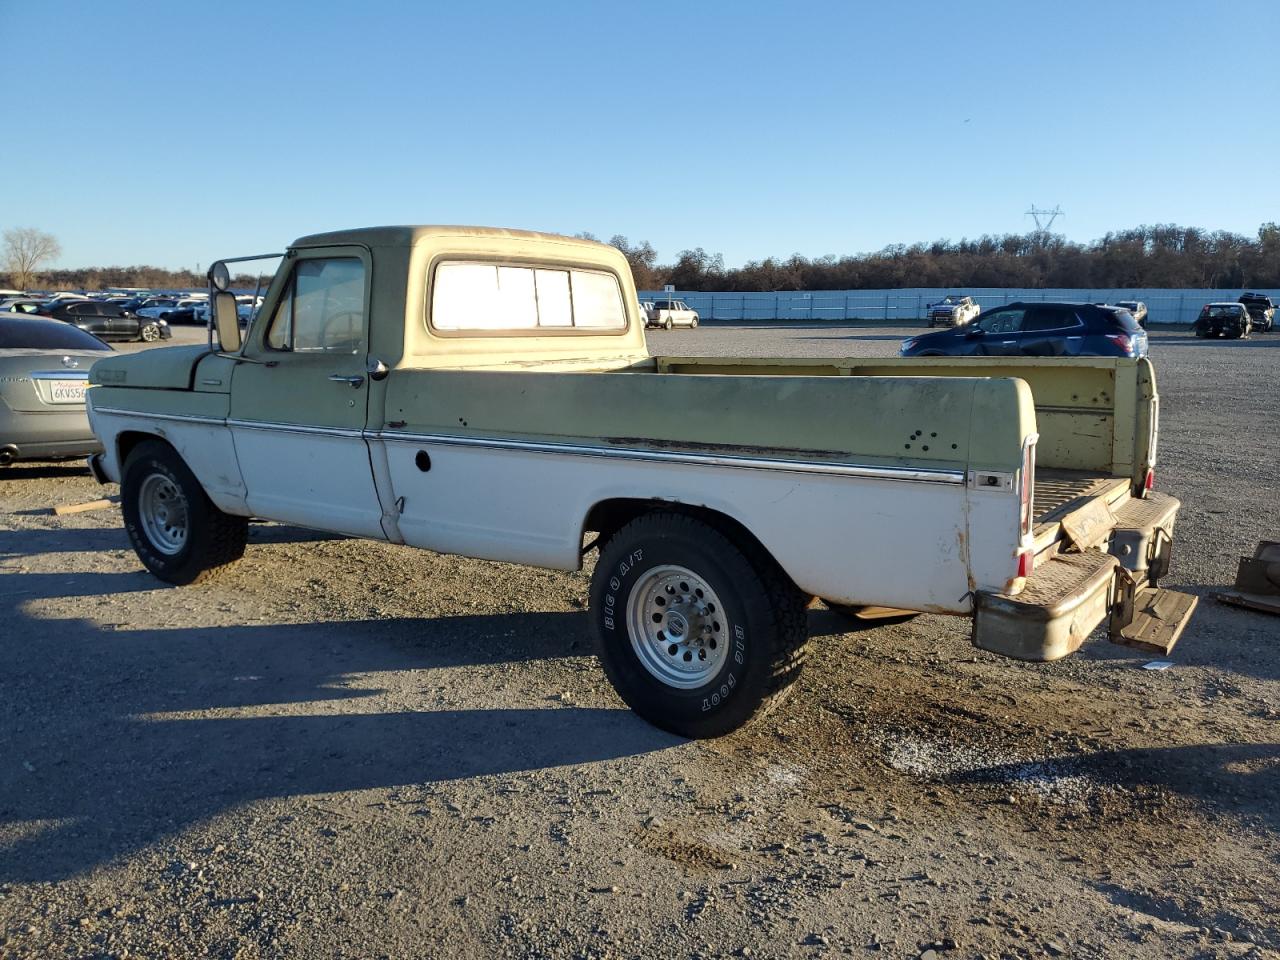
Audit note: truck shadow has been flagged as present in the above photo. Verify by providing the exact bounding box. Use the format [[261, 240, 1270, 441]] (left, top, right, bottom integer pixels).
[[0, 606, 678, 884], [955, 741, 1280, 834]]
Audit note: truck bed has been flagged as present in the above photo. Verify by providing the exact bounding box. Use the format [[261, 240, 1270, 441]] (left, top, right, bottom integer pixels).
[[1032, 468, 1131, 555]]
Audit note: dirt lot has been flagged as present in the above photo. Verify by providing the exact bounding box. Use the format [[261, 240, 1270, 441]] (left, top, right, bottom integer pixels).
[[1, 325, 1278, 960]]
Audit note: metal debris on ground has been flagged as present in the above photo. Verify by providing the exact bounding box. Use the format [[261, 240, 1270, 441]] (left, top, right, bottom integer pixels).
[[1212, 540, 1280, 616]]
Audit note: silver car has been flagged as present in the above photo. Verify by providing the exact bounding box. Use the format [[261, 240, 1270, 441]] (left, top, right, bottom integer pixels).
[[0, 315, 111, 466]]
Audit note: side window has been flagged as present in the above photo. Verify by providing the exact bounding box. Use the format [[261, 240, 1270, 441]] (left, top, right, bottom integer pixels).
[[977, 308, 1024, 334], [431, 262, 626, 332], [266, 257, 366, 353], [1022, 306, 1078, 332]]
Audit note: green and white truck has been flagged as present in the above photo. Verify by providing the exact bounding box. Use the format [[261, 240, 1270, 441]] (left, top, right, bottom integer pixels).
[[86, 226, 1197, 738]]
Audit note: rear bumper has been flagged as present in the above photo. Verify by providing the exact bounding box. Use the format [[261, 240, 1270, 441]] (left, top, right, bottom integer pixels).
[[1, 437, 102, 464], [973, 493, 1185, 660]]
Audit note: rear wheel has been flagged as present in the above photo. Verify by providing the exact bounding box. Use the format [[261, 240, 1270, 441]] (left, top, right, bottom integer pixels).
[[589, 512, 807, 738], [664, 318, 674, 330], [121, 440, 248, 584]]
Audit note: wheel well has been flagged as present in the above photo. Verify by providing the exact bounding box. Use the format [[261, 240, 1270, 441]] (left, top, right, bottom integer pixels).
[[116, 430, 170, 467], [583, 497, 776, 571]]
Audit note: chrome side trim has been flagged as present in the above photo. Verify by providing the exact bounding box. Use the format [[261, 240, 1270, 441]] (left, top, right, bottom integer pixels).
[[89, 407, 969, 483], [92, 407, 224, 425], [30, 371, 91, 381], [372, 430, 965, 484], [227, 418, 365, 440]]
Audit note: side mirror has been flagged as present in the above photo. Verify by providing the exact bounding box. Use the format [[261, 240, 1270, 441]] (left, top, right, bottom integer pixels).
[[213, 291, 242, 353]]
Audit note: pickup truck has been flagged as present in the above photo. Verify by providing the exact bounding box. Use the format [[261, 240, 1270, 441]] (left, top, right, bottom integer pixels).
[[926, 295, 981, 327], [645, 298, 699, 329], [85, 226, 1198, 738]]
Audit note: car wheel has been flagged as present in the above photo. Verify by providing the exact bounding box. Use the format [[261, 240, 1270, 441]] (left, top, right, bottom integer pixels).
[[664, 318, 674, 330], [121, 440, 248, 585], [691, 317, 698, 328], [140, 322, 162, 342], [589, 511, 808, 738]]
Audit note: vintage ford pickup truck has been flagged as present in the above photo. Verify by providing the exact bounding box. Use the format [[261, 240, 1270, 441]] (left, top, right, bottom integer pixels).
[[86, 226, 1197, 737]]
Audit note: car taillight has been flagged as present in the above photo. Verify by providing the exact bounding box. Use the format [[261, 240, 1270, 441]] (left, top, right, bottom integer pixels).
[[1017, 548, 1034, 579], [1106, 333, 1133, 354]]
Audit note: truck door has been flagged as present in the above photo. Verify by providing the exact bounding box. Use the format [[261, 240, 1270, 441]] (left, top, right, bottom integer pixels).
[[227, 247, 386, 539]]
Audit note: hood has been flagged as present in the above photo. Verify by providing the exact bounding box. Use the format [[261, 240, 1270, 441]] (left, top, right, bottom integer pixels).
[[89, 344, 213, 390]]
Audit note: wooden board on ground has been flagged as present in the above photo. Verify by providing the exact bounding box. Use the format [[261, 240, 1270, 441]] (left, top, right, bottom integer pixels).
[[52, 497, 119, 516]]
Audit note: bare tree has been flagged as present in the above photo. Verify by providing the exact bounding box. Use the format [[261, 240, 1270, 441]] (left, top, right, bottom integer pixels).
[[2, 227, 62, 290]]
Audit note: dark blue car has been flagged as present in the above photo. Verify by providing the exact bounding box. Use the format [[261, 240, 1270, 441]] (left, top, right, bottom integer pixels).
[[900, 302, 1148, 358]]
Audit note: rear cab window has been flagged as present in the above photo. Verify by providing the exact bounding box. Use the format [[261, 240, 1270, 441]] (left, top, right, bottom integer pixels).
[[430, 261, 627, 334]]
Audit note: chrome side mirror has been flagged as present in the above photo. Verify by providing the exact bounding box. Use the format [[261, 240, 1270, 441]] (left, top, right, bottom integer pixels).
[[213, 291, 242, 353]]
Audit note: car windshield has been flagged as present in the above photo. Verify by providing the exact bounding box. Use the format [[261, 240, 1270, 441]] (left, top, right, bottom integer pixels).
[[0, 318, 112, 350]]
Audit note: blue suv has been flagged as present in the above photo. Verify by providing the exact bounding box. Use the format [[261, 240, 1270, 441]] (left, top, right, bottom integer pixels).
[[900, 302, 1148, 358]]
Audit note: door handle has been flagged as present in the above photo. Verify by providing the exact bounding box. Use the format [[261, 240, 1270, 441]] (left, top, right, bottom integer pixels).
[[328, 374, 365, 388]]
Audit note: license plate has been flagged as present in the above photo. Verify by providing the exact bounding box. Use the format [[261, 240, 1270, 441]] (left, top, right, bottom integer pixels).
[[46, 379, 87, 404]]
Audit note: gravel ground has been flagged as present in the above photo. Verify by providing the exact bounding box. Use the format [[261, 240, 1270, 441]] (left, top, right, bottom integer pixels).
[[1, 324, 1278, 960]]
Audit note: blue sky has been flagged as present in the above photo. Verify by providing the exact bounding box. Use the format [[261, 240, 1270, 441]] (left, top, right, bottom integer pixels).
[[4, 0, 1278, 269]]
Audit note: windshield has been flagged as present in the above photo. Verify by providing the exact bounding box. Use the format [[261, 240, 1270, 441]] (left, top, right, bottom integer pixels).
[[0, 318, 112, 350], [1204, 305, 1241, 318]]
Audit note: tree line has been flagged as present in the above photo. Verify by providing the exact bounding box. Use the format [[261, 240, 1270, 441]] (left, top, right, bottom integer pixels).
[[5, 223, 1279, 293], [605, 223, 1280, 292]]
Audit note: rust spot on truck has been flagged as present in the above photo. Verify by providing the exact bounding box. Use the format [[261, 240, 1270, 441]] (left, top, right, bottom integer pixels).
[[604, 436, 845, 460]]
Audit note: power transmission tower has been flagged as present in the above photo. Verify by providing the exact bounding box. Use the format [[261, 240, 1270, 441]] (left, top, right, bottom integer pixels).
[[1025, 205, 1064, 232]]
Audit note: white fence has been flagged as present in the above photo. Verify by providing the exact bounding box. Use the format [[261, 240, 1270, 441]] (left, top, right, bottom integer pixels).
[[637, 288, 1280, 325]]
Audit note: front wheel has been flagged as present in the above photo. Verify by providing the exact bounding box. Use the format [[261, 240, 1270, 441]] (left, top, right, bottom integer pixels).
[[664, 318, 674, 330], [140, 322, 162, 342], [121, 440, 248, 584], [589, 512, 808, 738], [690, 317, 698, 328]]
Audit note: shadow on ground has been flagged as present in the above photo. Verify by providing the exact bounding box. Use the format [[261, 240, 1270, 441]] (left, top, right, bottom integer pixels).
[[0, 579, 677, 882]]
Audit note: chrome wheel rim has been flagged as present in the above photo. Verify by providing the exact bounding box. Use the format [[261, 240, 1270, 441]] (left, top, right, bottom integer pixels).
[[626, 564, 728, 689], [142, 324, 160, 341], [138, 473, 189, 555]]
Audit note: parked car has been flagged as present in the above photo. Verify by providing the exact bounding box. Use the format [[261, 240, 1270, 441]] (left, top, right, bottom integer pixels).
[[0, 315, 110, 466], [43, 300, 172, 342], [1116, 300, 1148, 328], [646, 298, 699, 329], [1194, 302, 1251, 339], [134, 298, 182, 319], [1237, 293, 1275, 332], [86, 225, 1194, 739], [901, 302, 1148, 358], [1, 299, 47, 315], [926, 295, 981, 327]]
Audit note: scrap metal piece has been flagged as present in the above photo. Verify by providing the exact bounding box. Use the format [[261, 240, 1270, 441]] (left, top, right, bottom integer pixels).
[[1212, 541, 1280, 616]]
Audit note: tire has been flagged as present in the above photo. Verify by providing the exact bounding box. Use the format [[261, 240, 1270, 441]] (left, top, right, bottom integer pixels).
[[121, 440, 248, 585], [1194, 325, 1206, 338], [140, 322, 162, 342], [589, 511, 808, 738], [1226, 324, 1243, 340], [664, 318, 674, 330], [691, 317, 698, 328]]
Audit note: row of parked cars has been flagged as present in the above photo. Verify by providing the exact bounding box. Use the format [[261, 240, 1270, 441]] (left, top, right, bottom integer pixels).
[[907, 292, 1276, 357], [0, 291, 262, 342]]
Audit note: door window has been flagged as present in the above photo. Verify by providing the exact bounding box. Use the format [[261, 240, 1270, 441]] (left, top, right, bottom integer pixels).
[[976, 308, 1024, 334], [266, 257, 366, 353], [1022, 306, 1080, 332]]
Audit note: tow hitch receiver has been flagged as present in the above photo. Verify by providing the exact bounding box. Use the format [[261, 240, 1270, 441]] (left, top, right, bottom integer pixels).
[[1109, 568, 1199, 655]]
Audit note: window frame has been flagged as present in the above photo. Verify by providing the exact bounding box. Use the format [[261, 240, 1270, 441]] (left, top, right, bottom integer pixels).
[[262, 253, 370, 355], [1021, 305, 1085, 333], [425, 256, 631, 338]]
